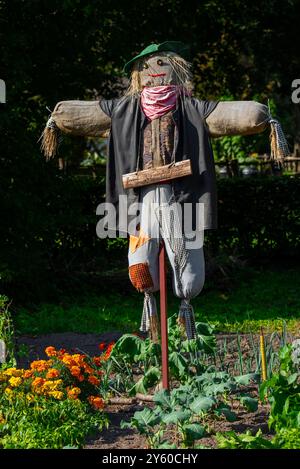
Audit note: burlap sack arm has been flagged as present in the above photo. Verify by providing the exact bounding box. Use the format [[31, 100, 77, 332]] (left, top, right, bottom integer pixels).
[[40, 100, 111, 159], [206, 101, 269, 137], [206, 101, 290, 161], [51, 100, 111, 136]]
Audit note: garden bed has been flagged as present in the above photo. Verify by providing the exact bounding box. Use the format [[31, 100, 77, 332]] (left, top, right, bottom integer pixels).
[[13, 329, 295, 449]]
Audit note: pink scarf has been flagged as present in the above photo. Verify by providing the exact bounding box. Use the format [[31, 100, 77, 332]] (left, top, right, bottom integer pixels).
[[141, 85, 180, 121]]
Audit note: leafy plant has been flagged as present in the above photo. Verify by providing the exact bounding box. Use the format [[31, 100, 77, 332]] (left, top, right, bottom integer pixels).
[[217, 343, 300, 449], [0, 296, 16, 366]]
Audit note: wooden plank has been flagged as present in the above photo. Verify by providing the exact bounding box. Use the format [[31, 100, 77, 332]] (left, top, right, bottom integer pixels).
[[122, 160, 192, 190]]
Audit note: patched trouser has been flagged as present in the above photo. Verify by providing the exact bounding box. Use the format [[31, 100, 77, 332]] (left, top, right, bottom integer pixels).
[[128, 183, 205, 340]]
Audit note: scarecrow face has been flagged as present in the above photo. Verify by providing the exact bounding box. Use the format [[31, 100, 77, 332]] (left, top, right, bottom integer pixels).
[[138, 52, 180, 87]]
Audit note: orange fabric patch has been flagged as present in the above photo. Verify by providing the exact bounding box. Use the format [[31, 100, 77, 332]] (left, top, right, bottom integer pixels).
[[129, 263, 153, 292], [129, 229, 150, 254]]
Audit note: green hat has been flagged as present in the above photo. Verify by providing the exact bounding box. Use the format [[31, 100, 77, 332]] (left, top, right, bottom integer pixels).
[[123, 41, 190, 75]]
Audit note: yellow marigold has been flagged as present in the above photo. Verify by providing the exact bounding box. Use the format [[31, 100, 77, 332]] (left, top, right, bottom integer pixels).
[[8, 376, 22, 388], [26, 393, 35, 402], [67, 387, 81, 399], [42, 379, 62, 389], [3, 368, 23, 377], [4, 387, 13, 395], [46, 368, 60, 379], [88, 375, 100, 386], [48, 391, 64, 400], [0, 371, 8, 382], [45, 346, 57, 357]]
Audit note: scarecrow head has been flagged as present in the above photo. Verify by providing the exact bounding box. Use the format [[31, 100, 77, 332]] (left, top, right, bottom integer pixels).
[[124, 41, 193, 94]]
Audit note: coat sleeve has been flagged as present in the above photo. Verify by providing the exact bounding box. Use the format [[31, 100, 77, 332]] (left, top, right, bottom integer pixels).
[[193, 99, 219, 120]]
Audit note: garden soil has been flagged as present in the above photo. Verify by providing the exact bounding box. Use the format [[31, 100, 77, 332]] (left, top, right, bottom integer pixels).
[[15, 331, 277, 449]]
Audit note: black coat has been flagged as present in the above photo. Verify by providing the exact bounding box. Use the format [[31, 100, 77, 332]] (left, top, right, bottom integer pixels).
[[100, 95, 218, 236]]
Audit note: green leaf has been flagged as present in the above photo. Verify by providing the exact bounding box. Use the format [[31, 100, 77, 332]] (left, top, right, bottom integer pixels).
[[235, 373, 260, 386], [195, 322, 215, 336], [121, 408, 159, 431], [153, 390, 172, 410], [162, 410, 191, 425], [112, 334, 144, 360], [215, 406, 237, 422], [190, 396, 216, 414], [204, 381, 236, 395], [131, 366, 160, 395], [183, 423, 206, 440], [287, 373, 298, 385], [240, 396, 258, 412], [169, 351, 188, 378]]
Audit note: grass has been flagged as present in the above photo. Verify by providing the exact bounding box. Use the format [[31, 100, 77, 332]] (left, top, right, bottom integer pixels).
[[14, 266, 300, 335]]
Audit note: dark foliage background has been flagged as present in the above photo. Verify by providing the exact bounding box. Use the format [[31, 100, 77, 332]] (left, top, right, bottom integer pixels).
[[0, 0, 299, 301]]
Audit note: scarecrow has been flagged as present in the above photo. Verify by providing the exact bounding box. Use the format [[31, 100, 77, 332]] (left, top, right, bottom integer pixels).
[[41, 41, 289, 342]]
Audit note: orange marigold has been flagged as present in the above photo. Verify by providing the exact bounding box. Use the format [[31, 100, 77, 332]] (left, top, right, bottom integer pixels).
[[88, 395, 104, 410], [45, 346, 57, 357], [98, 342, 106, 351], [93, 357, 102, 367], [62, 355, 77, 367], [30, 360, 50, 372], [83, 363, 94, 374], [88, 375, 100, 386], [46, 368, 60, 379], [32, 377, 45, 388], [23, 370, 33, 379], [103, 342, 115, 360], [70, 366, 81, 377], [67, 387, 81, 399]]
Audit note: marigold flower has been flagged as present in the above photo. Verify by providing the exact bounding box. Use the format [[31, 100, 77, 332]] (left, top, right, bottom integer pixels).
[[67, 387, 81, 399], [8, 377, 22, 388], [45, 346, 57, 357], [46, 368, 60, 379], [70, 366, 81, 377], [88, 395, 104, 410], [4, 367, 23, 377], [88, 375, 100, 386], [103, 342, 115, 360], [30, 360, 50, 372], [0, 371, 8, 382], [62, 355, 76, 367], [23, 370, 33, 379], [98, 342, 106, 351], [93, 357, 102, 367], [26, 393, 34, 402], [42, 379, 62, 390], [4, 387, 13, 395], [48, 391, 64, 400], [77, 374, 84, 382], [32, 377, 45, 388], [83, 363, 94, 374]]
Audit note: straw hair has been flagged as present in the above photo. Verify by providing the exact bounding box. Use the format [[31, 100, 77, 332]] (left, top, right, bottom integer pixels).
[[39, 117, 61, 160]]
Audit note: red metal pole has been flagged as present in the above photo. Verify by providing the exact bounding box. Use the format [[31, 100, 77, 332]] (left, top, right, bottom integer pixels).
[[159, 241, 169, 390]]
